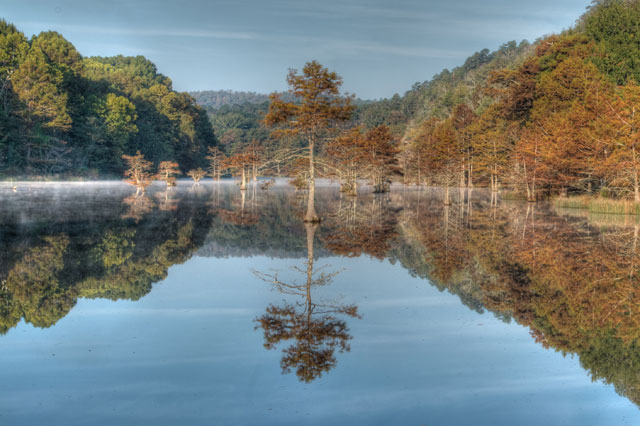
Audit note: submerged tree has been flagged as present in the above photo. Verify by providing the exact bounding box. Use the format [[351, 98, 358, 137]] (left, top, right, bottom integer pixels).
[[122, 151, 153, 193], [224, 152, 252, 190], [157, 161, 180, 187], [254, 222, 360, 382], [265, 60, 355, 222], [187, 168, 206, 184]]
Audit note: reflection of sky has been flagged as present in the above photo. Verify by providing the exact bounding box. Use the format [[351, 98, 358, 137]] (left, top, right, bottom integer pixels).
[[0, 255, 637, 426]]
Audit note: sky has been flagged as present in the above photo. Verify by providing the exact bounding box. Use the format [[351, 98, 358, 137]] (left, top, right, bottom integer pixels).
[[2, 0, 592, 99]]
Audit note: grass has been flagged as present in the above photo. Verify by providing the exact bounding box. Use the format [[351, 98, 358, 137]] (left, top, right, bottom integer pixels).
[[552, 195, 640, 215]]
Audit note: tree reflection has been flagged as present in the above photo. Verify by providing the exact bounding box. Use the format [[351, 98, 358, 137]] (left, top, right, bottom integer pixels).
[[0, 187, 212, 334], [216, 190, 259, 226], [155, 188, 178, 211], [392, 192, 640, 407], [254, 222, 361, 382], [121, 192, 154, 222], [323, 194, 399, 259]]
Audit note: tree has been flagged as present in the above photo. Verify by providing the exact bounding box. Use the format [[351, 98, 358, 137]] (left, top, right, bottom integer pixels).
[[418, 119, 462, 205], [205, 146, 225, 181], [187, 168, 205, 184], [0, 21, 29, 138], [361, 125, 399, 193], [265, 60, 355, 222], [584, 0, 640, 85], [11, 45, 71, 171], [104, 93, 138, 162], [247, 139, 263, 182], [600, 82, 640, 201], [469, 104, 514, 192], [122, 151, 153, 192], [451, 104, 476, 187], [157, 161, 180, 186], [223, 152, 252, 190], [325, 126, 365, 195]]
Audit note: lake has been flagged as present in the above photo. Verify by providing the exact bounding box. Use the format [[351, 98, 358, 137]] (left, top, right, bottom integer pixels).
[[0, 180, 638, 426]]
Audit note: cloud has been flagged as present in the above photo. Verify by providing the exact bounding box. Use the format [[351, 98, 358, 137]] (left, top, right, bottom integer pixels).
[[21, 22, 257, 40]]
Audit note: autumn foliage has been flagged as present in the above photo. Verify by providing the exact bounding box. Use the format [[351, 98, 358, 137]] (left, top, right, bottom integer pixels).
[[122, 151, 153, 192], [187, 168, 206, 183], [157, 161, 180, 187]]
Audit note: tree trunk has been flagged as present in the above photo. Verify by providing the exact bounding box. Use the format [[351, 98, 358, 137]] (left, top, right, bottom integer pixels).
[[305, 138, 320, 222], [240, 167, 247, 190], [443, 182, 451, 206]]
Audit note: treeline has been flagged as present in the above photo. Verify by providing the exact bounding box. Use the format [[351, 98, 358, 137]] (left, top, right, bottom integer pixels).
[[0, 20, 216, 177]]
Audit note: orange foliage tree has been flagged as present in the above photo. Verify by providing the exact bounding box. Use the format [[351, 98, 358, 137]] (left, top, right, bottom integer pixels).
[[600, 82, 640, 201], [122, 151, 153, 192], [187, 168, 206, 184], [223, 152, 252, 190], [360, 125, 399, 193], [325, 126, 365, 196], [265, 61, 355, 222], [157, 161, 180, 187]]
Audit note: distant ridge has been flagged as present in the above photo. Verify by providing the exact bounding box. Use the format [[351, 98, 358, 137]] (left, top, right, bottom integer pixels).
[[190, 89, 374, 110], [188, 90, 296, 109]]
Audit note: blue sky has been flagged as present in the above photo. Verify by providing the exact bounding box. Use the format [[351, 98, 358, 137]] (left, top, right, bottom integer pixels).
[[3, 0, 591, 98]]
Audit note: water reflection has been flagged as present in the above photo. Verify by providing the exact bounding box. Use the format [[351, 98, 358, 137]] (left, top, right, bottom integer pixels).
[[0, 182, 640, 410], [254, 222, 360, 382], [0, 183, 212, 333]]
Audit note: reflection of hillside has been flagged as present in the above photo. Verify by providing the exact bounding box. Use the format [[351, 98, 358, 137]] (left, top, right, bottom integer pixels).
[[388, 190, 640, 407], [0, 187, 213, 334]]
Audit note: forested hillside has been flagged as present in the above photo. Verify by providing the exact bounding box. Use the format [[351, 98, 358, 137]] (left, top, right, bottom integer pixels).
[[356, 40, 533, 134], [0, 20, 217, 177]]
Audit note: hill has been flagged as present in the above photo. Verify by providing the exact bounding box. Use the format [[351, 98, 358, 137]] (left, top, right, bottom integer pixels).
[[0, 20, 217, 177]]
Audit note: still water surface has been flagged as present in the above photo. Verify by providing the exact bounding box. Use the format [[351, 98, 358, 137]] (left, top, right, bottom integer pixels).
[[0, 181, 638, 425]]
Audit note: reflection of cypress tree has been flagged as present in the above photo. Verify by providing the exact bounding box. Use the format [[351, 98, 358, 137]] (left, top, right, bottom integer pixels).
[[255, 222, 360, 383]]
